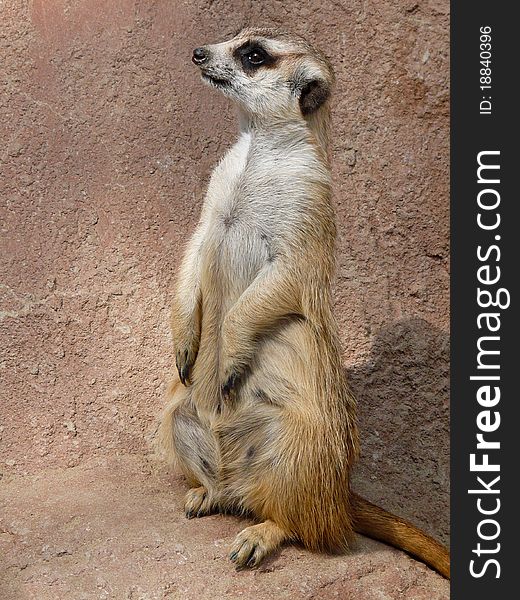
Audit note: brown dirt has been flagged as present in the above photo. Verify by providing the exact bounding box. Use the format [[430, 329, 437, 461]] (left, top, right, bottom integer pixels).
[[0, 455, 449, 600], [1, 1, 449, 597]]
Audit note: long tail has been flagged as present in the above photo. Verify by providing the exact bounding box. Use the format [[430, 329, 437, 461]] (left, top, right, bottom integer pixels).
[[351, 492, 450, 579]]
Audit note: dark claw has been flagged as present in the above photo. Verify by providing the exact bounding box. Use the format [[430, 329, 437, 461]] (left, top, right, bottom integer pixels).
[[180, 364, 190, 386], [234, 547, 256, 571], [229, 551, 238, 562], [176, 350, 191, 386], [186, 510, 194, 519], [245, 547, 256, 566]]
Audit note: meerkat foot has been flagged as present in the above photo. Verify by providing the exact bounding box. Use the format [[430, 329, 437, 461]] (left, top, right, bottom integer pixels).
[[184, 486, 216, 519], [229, 521, 288, 569]]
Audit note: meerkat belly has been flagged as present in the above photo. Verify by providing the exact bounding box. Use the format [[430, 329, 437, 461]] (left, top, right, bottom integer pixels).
[[209, 222, 270, 304], [190, 135, 321, 419], [190, 208, 273, 412], [192, 222, 270, 386]]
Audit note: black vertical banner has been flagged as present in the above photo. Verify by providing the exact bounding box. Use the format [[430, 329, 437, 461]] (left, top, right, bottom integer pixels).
[[451, 2, 516, 598]]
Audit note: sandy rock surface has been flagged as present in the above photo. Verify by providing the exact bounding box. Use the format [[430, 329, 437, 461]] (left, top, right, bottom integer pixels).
[[0, 456, 449, 600]]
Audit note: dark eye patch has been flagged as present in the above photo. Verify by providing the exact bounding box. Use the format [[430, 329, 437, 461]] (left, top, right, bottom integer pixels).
[[234, 41, 278, 72]]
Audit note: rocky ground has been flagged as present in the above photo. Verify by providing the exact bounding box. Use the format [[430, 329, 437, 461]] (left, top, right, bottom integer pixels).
[[0, 455, 449, 600]]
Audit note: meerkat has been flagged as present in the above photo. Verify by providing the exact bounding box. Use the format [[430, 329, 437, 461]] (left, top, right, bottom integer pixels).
[[158, 27, 450, 578]]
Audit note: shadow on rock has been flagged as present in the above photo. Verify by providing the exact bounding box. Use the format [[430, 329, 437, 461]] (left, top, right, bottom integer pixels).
[[347, 317, 450, 546]]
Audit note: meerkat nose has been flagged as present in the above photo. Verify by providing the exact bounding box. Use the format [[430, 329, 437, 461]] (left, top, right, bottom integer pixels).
[[192, 47, 209, 65]]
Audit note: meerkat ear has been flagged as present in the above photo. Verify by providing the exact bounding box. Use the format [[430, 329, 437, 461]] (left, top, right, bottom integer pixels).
[[299, 78, 330, 115]]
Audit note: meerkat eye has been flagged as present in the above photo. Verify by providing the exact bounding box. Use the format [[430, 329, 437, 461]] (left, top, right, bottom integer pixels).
[[235, 43, 276, 72], [247, 49, 266, 65], [235, 43, 276, 71]]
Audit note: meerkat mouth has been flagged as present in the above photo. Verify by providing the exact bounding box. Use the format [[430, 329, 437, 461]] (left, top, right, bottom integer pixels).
[[201, 73, 231, 88]]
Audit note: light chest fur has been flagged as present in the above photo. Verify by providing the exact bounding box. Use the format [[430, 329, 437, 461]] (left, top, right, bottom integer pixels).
[[200, 124, 330, 300]]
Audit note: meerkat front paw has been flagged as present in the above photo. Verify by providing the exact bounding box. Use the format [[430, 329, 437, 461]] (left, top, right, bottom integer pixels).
[[184, 486, 215, 518], [219, 317, 248, 397], [171, 301, 200, 386], [221, 366, 240, 398], [219, 347, 249, 398], [175, 342, 198, 386]]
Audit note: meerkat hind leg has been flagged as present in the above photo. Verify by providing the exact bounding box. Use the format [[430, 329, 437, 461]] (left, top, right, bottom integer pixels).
[[161, 383, 220, 518], [229, 520, 289, 568], [174, 407, 219, 518]]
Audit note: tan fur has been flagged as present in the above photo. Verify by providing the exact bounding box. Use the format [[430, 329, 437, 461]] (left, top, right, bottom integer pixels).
[[352, 493, 451, 578], [158, 28, 450, 577]]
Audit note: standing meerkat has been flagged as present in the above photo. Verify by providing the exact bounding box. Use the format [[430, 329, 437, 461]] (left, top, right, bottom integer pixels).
[[158, 27, 450, 578]]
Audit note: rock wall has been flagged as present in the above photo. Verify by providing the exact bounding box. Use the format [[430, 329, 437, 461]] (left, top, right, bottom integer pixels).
[[0, 0, 449, 543]]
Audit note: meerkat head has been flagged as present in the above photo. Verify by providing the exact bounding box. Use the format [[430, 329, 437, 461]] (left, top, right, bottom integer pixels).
[[191, 27, 334, 121]]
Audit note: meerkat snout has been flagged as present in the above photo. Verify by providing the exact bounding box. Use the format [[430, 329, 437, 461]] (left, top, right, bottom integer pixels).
[[192, 47, 209, 65]]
